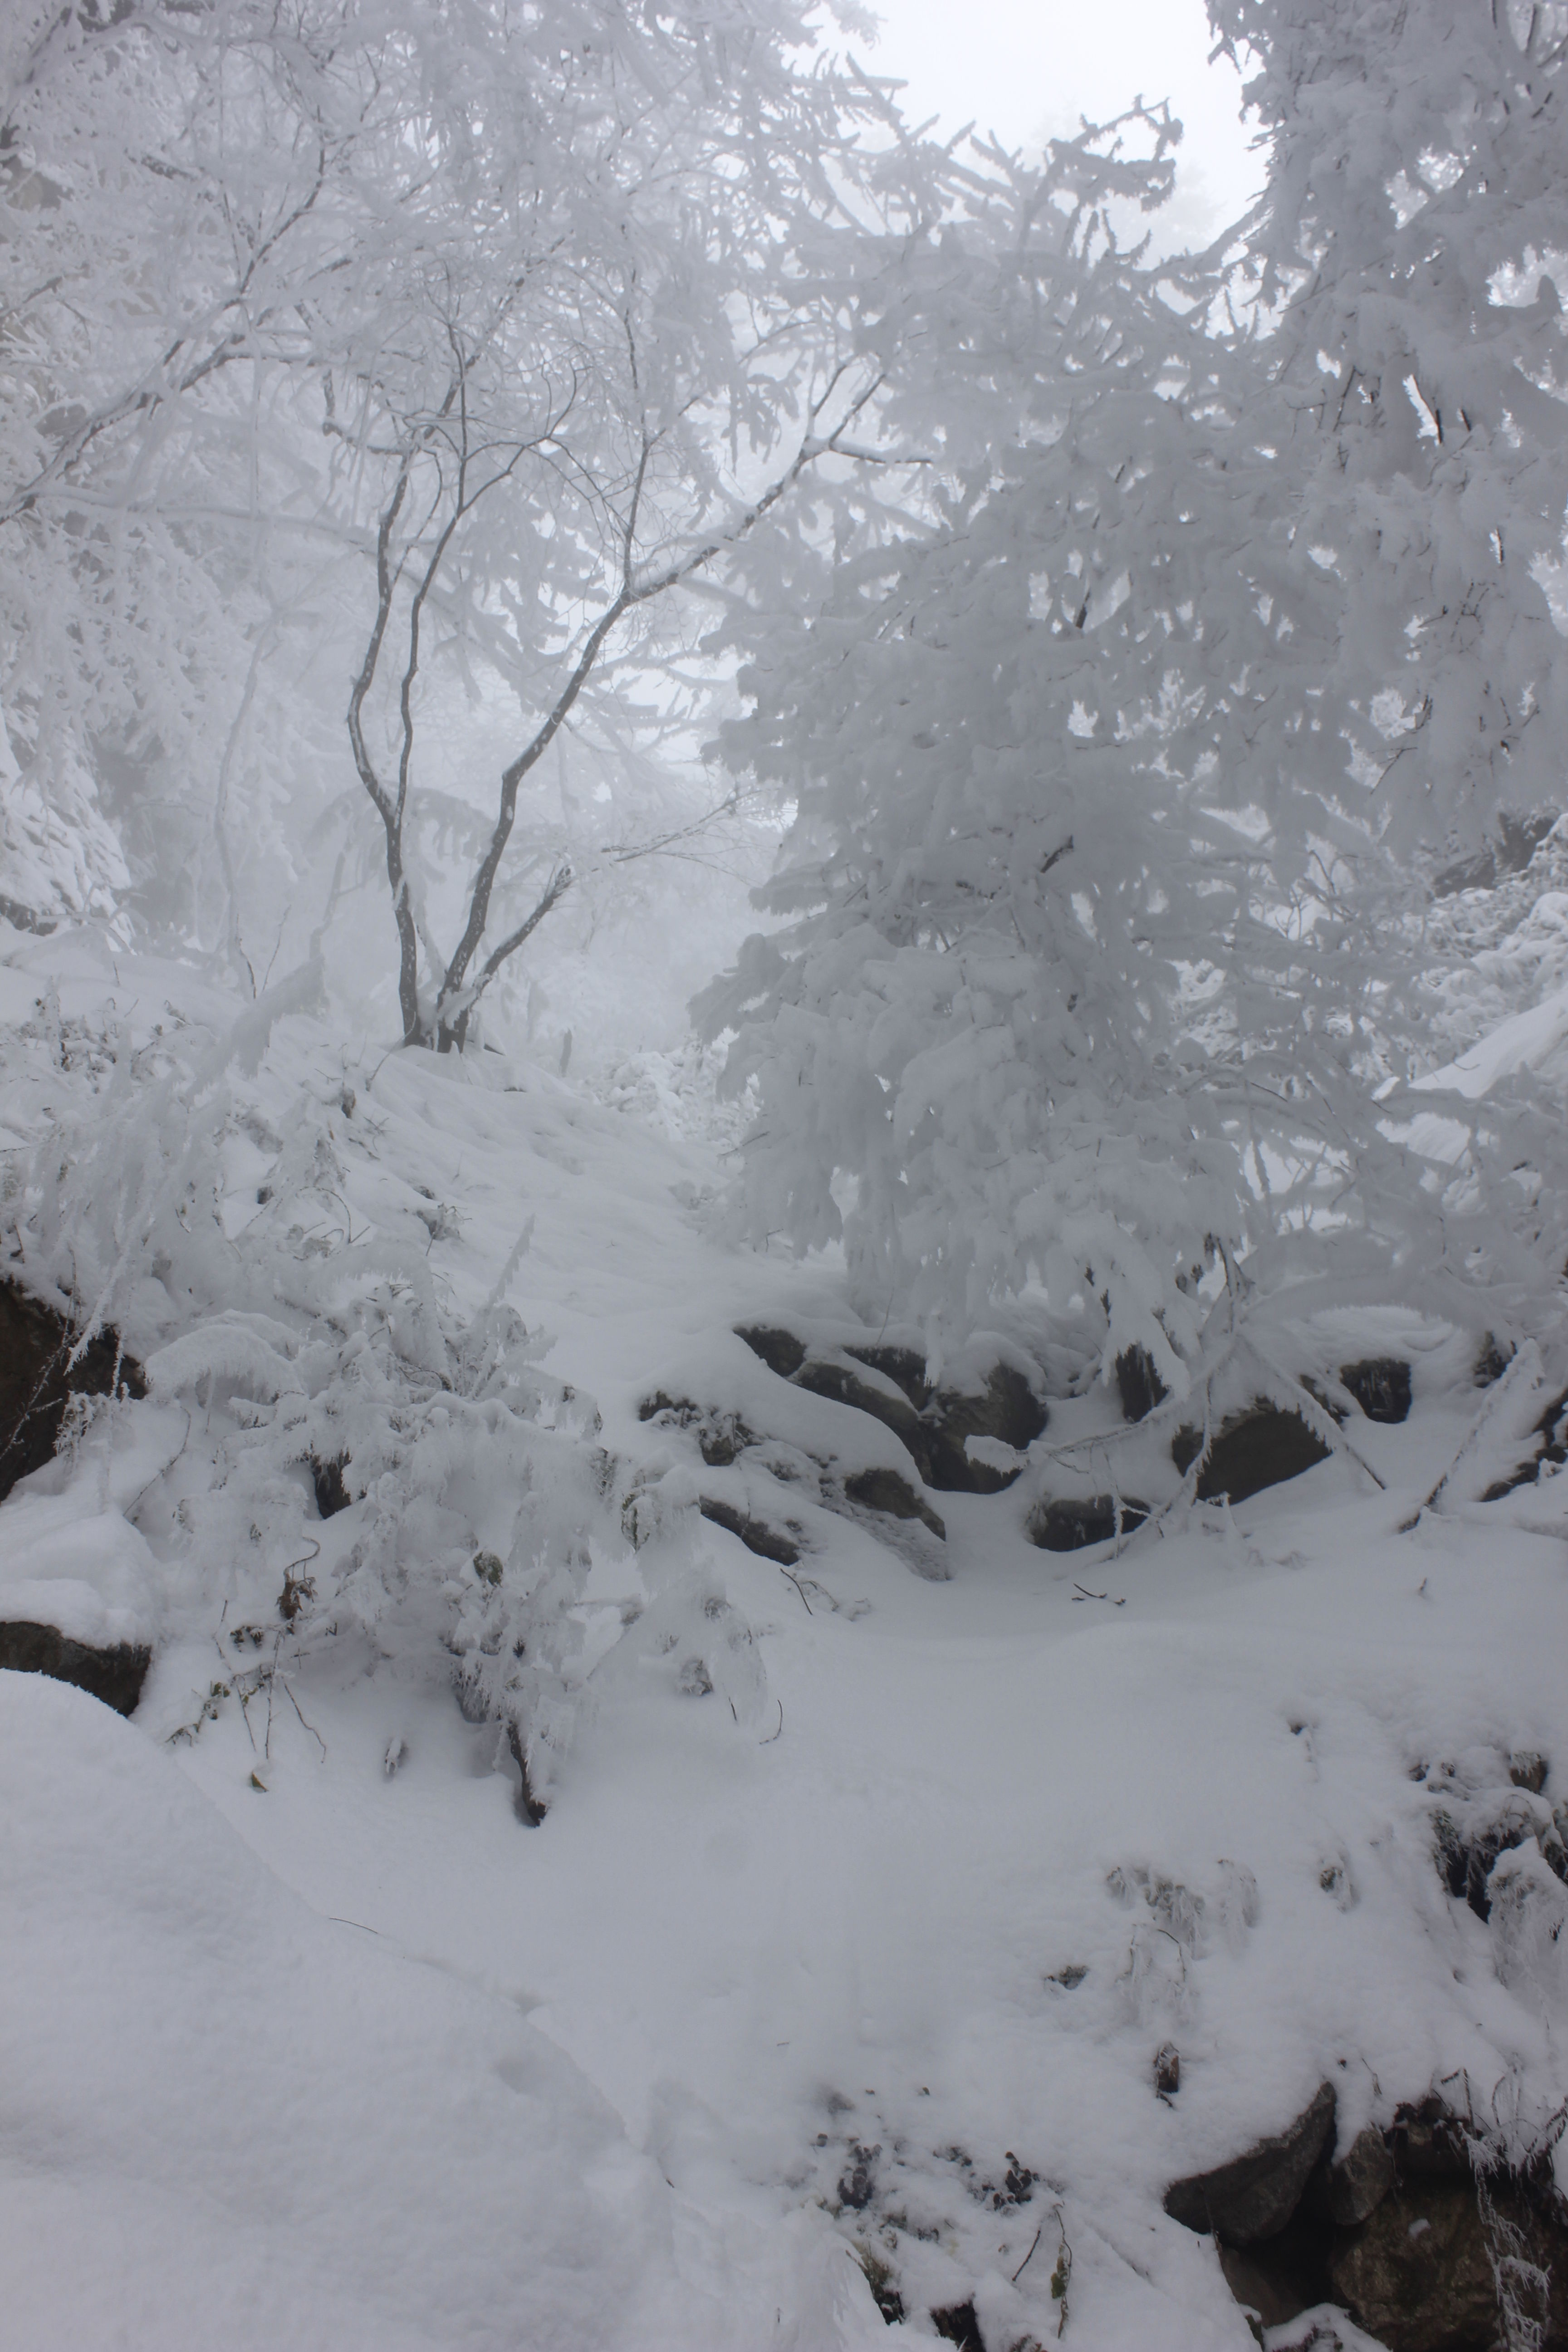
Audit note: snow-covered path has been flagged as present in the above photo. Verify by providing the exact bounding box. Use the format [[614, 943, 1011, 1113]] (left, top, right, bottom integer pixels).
[[4, 935, 1568, 2350]]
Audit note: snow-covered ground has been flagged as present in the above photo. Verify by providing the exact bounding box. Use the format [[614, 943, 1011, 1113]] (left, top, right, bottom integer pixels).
[[3, 926, 1567, 2351]]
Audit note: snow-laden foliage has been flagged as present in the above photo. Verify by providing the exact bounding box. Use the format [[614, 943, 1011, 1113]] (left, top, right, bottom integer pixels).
[[1, 0, 948, 1038], [700, 0, 1568, 1387], [0, 958, 733, 1812]]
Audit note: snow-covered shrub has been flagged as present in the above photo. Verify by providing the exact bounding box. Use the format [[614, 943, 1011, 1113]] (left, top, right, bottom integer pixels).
[[0, 965, 675, 1804]]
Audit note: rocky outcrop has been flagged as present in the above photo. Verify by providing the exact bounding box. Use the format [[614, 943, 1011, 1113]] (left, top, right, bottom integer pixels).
[[735, 1325, 1046, 1495], [1114, 1345, 1168, 1423], [844, 1343, 1048, 1492], [1165, 2083, 1337, 2244], [842, 1466, 945, 1540], [697, 1498, 802, 1566], [1316, 2123, 1397, 2228], [1339, 1357, 1412, 1424], [1176, 2083, 1568, 2350], [1171, 1403, 1331, 1505], [0, 1279, 144, 1503], [1026, 1494, 1149, 1551], [0, 1621, 151, 1716], [1482, 1382, 1568, 1500]]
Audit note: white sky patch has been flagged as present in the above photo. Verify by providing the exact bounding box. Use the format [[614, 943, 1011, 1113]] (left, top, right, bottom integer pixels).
[[858, 0, 1262, 247]]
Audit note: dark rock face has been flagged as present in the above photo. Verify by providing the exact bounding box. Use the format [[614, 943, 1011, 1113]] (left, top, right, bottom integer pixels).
[[1433, 1798, 1541, 1920], [1482, 1384, 1568, 1501], [1165, 2083, 1337, 2245], [1320, 2124, 1398, 2228], [0, 1279, 145, 1503], [311, 1452, 352, 1517], [735, 1325, 1046, 1496], [0, 1622, 151, 1716], [735, 1324, 808, 1378], [842, 1467, 946, 1540], [1203, 2091, 1568, 2349], [1114, 1344, 1168, 1423], [638, 1392, 757, 1467], [1339, 1357, 1412, 1424], [844, 1348, 1047, 1493], [1327, 2184, 1498, 2351], [793, 1356, 935, 1478], [1027, 1494, 1149, 1551], [930, 2302, 984, 2350], [1171, 1404, 1331, 1505], [697, 1498, 801, 1566]]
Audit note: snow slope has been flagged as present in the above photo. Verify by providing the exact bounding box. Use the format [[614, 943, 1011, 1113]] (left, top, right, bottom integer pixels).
[[3, 926, 1567, 2350]]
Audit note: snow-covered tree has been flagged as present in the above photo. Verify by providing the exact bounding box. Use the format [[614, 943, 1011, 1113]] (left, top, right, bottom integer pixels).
[[2, 0, 947, 1039], [700, 0, 1568, 1385]]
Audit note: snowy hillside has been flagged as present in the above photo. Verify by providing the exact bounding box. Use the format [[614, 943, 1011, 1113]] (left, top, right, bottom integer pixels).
[[4, 925, 1568, 2352]]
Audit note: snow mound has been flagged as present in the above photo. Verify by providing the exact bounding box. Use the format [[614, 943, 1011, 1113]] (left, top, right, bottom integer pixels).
[[0, 1670, 896, 2351]]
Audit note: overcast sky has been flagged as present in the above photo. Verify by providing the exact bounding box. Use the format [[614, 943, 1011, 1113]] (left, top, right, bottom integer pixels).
[[855, 0, 1263, 245]]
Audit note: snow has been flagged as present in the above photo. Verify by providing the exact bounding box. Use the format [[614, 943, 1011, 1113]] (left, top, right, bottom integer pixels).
[[3, 934, 1568, 2348]]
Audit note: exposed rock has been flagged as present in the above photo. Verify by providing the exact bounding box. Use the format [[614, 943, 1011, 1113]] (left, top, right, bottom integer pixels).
[[1481, 1383, 1568, 1501], [0, 1279, 145, 1504], [1216, 2213, 1332, 2336], [1154, 2043, 1181, 2098], [1473, 1333, 1513, 1387], [1327, 2183, 1497, 2350], [311, 1452, 351, 1517], [0, 1621, 151, 1716], [1339, 1357, 1412, 1425], [1171, 1404, 1331, 1506], [1433, 1798, 1540, 1921], [930, 2301, 983, 2350], [836, 2141, 879, 2211], [792, 1354, 936, 1480], [842, 1466, 946, 1541], [737, 1324, 1046, 1495], [1510, 1750, 1549, 1794], [846, 1343, 1047, 1493], [1165, 2083, 1337, 2245], [1115, 1344, 1168, 1423], [638, 1392, 758, 1466], [916, 1359, 1046, 1493], [504, 1718, 547, 1827], [734, 1324, 808, 1379], [1320, 2124, 1397, 2227], [1027, 1494, 1149, 1551], [1386, 2097, 1473, 2183], [697, 1497, 801, 1567]]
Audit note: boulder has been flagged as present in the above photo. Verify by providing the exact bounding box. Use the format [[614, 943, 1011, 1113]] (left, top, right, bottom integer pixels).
[[1482, 1383, 1568, 1501], [842, 1466, 946, 1541], [847, 1345, 1047, 1492], [1432, 1798, 1539, 1921], [1165, 2083, 1336, 2245], [697, 1498, 801, 1567], [0, 1621, 151, 1716], [1114, 1345, 1168, 1423], [736, 1324, 1048, 1495], [1386, 2097, 1473, 2182], [1320, 2124, 1397, 2227], [791, 1354, 936, 1482], [1338, 1357, 1412, 1424], [1171, 1405, 1331, 1505], [0, 1279, 144, 1504], [1027, 1494, 1149, 1551], [734, 1324, 808, 1379], [1327, 2184, 1497, 2351], [930, 2303, 983, 2350]]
